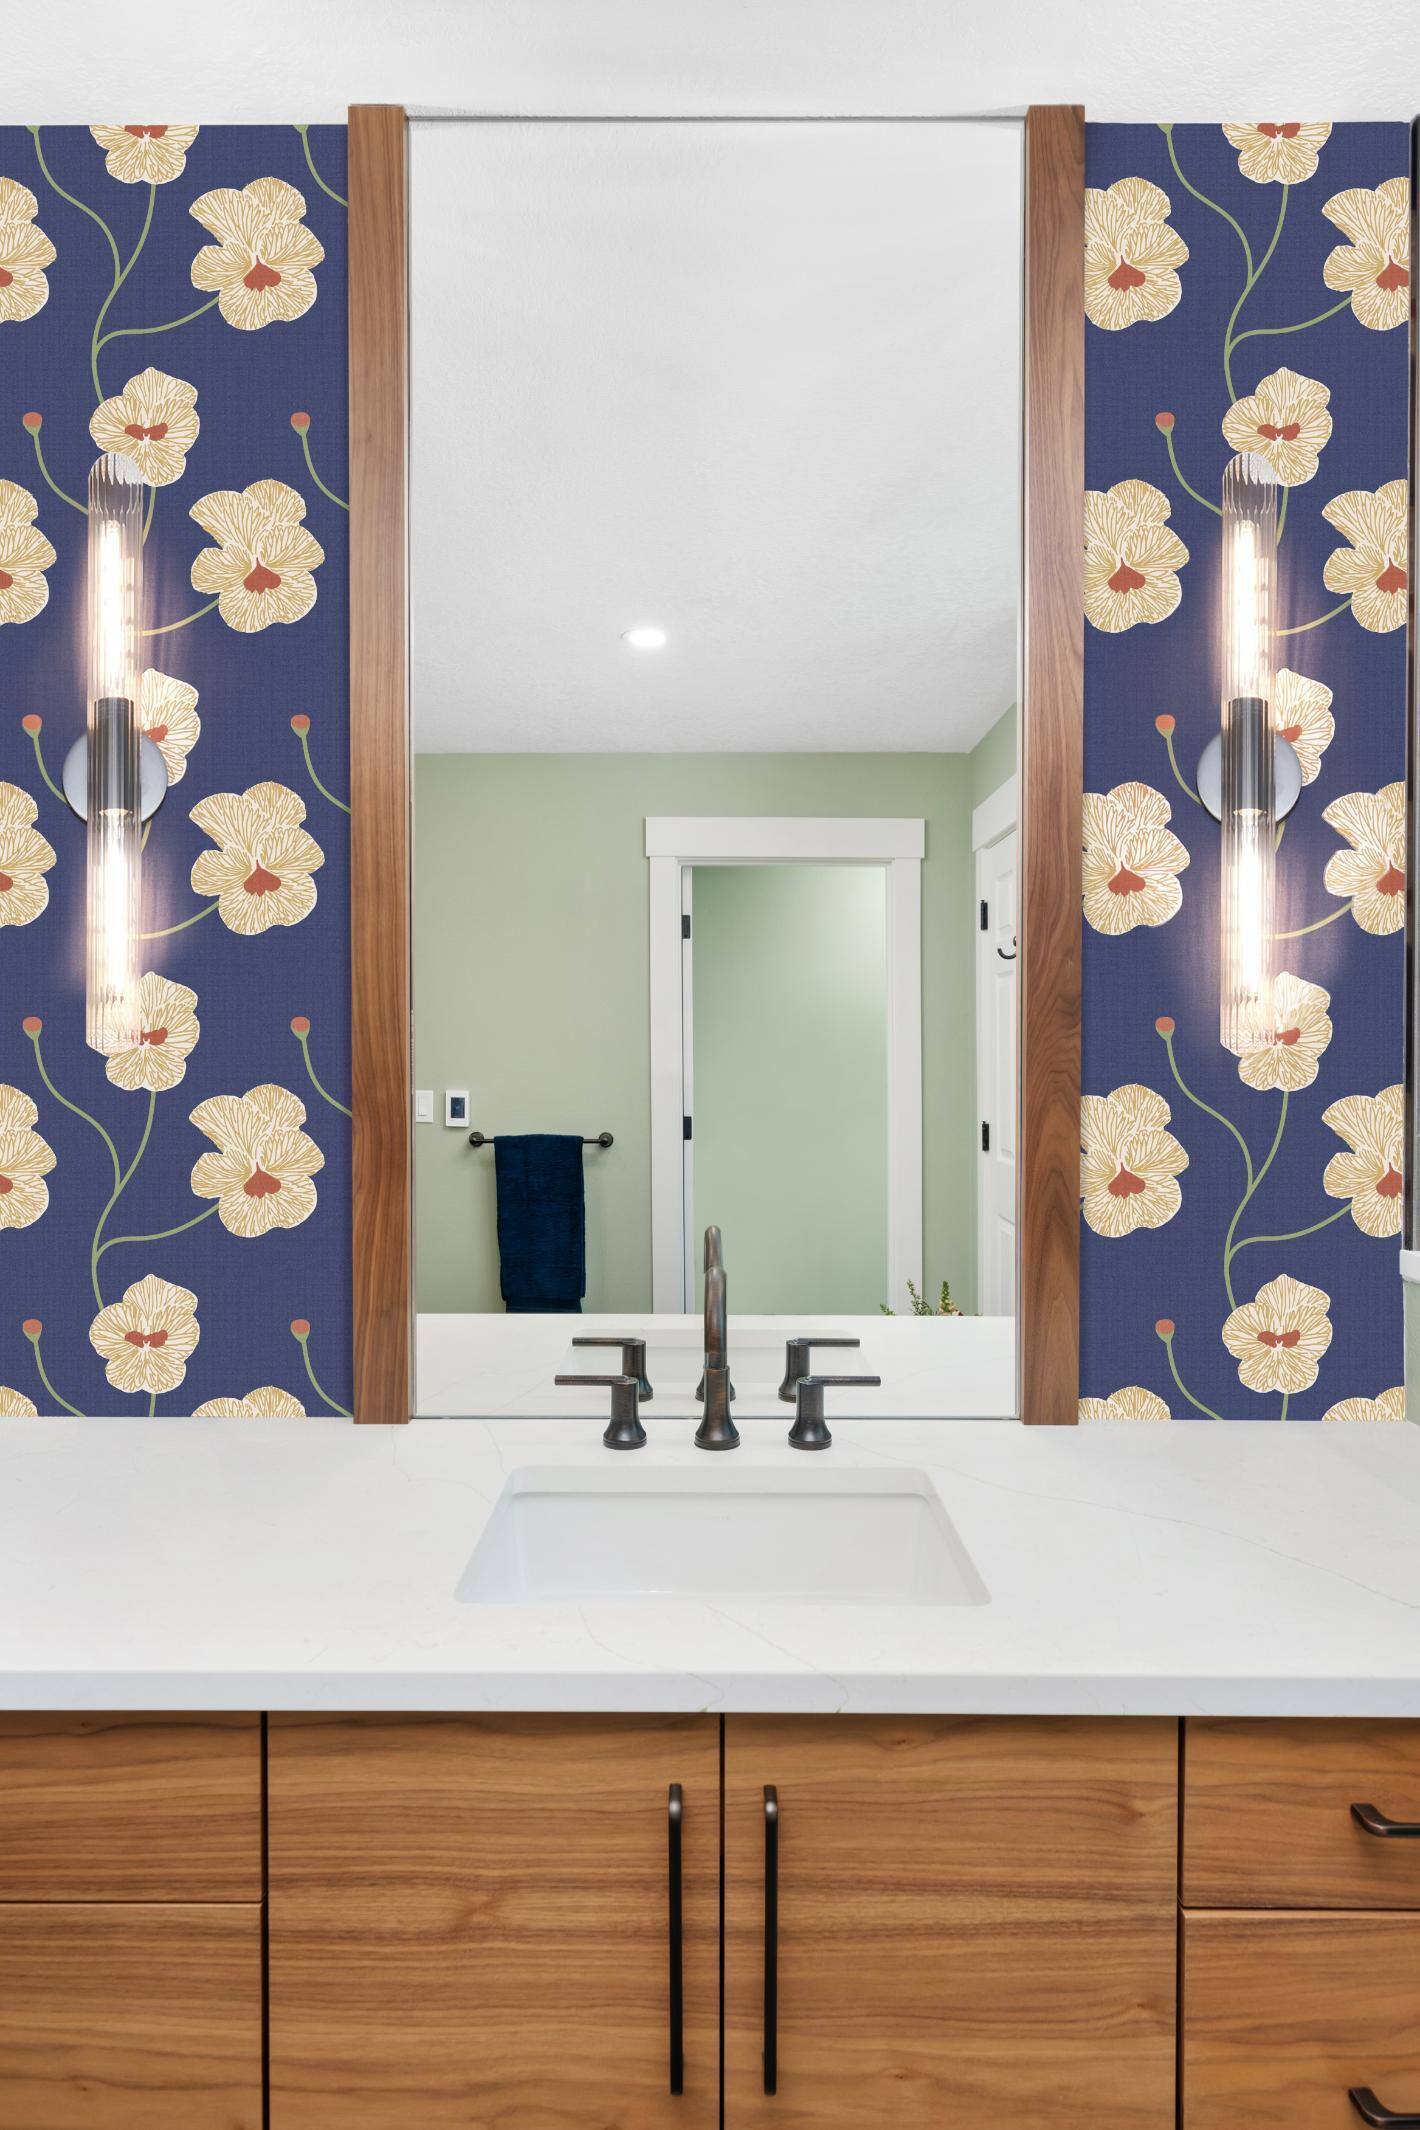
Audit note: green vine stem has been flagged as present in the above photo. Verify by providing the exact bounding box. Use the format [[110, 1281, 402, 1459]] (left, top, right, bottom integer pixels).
[[142, 598, 219, 639], [142, 486, 155, 544], [1231, 297, 1351, 350], [28, 126, 120, 277], [21, 715, 64, 804], [290, 1317, 353, 1417], [97, 1201, 219, 1261], [1153, 715, 1201, 805], [1221, 183, 1288, 401], [1279, 1392, 1290, 1423], [1159, 126, 1253, 279], [1277, 599, 1351, 638], [290, 412, 349, 509], [22, 1317, 85, 1418], [1230, 1203, 1351, 1256], [22, 413, 85, 514], [1275, 901, 1353, 941], [139, 900, 219, 942], [23, 1015, 120, 1193], [1222, 1091, 1287, 1310], [97, 293, 220, 353], [290, 1016, 353, 1117], [90, 1089, 156, 1309], [91, 180, 155, 400], [289, 714, 350, 812], [1153, 413, 1221, 517], [1275, 484, 1289, 548], [1154, 1317, 1224, 1421], [1155, 1016, 1255, 1193], [293, 126, 348, 209]]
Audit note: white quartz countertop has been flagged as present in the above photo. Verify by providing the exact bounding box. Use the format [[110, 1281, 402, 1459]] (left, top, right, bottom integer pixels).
[[3, 1417, 1419, 1717]]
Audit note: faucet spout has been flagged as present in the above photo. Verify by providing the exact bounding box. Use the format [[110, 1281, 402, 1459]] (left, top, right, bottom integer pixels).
[[696, 1234, 738, 1449], [704, 1262, 727, 1374]]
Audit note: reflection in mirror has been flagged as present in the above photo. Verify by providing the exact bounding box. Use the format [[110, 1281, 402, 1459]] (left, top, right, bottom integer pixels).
[[410, 117, 1022, 1419]]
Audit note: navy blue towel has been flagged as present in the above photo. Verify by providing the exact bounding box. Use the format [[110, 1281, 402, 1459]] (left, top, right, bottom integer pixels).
[[493, 1134, 587, 1314]]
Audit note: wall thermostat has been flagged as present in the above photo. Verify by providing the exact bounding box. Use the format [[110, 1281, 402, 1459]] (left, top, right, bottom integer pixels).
[[445, 1089, 469, 1128]]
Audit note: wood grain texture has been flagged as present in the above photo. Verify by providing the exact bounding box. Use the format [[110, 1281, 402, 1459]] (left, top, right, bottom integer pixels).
[[0, 1712, 260, 1903], [0, 1902, 261, 2129], [268, 1713, 720, 2128], [348, 105, 412, 1423], [1184, 1718, 1420, 1909], [1183, 1909, 1420, 2128], [724, 1715, 1177, 2129], [1020, 106, 1085, 1424]]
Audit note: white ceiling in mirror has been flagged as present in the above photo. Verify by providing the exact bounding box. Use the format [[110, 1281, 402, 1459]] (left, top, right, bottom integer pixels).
[[410, 118, 1021, 753]]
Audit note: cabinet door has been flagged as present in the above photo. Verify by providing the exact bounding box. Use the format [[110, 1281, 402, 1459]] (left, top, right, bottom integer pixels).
[[725, 1715, 1177, 2130], [269, 1713, 720, 2129], [1183, 1910, 1420, 2129], [0, 1903, 261, 2130]]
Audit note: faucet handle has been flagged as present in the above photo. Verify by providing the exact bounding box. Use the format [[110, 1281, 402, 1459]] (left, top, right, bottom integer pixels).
[[777, 1335, 861, 1403], [554, 1372, 647, 1451], [788, 1374, 881, 1452], [573, 1336, 653, 1400]]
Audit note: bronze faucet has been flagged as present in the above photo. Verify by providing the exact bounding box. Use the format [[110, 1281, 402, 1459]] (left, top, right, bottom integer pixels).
[[695, 1227, 739, 1450]]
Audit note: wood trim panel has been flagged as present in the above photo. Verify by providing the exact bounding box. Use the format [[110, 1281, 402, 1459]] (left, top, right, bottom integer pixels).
[[1019, 105, 1085, 1423], [0, 1712, 260, 1903], [0, 1902, 262, 2130], [348, 105, 412, 1422]]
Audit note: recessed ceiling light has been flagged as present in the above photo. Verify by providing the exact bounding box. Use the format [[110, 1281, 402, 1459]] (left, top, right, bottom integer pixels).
[[622, 625, 668, 650]]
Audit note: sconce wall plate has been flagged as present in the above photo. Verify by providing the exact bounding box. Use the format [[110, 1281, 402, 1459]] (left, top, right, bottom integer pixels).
[[1196, 731, 1303, 825], [61, 732, 168, 824]]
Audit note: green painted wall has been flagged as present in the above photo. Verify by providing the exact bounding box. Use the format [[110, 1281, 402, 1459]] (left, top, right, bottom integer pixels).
[[691, 865, 888, 1313], [969, 703, 1017, 810], [414, 752, 982, 1315]]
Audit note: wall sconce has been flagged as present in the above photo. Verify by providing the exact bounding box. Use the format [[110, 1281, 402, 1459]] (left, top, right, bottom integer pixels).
[[1197, 452, 1301, 1055], [61, 455, 167, 1054]]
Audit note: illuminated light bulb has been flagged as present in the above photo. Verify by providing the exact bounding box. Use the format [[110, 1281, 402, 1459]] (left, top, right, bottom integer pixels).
[[1218, 453, 1278, 1057], [85, 455, 145, 1055], [622, 625, 668, 650]]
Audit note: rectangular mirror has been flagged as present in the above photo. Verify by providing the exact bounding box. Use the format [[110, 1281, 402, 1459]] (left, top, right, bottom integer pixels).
[[409, 116, 1023, 1419]]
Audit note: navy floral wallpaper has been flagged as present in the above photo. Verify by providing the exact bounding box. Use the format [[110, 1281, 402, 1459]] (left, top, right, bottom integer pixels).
[[0, 124, 351, 1418], [1081, 121, 1407, 1424]]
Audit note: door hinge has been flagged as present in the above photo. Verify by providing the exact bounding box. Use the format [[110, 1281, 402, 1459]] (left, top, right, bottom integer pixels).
[[683, 1115, 693, 1141], [682, 913, 691, 940], [979, 899, 988, 931], [981, 1121, 990, 1153]]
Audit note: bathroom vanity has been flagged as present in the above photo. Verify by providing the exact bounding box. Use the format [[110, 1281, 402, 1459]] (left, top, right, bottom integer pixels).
[[2, 1416, 1418, 2128]]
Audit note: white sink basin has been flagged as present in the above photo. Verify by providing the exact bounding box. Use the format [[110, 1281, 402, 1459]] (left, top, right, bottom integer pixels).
[[456, 1466, 988, 1606]]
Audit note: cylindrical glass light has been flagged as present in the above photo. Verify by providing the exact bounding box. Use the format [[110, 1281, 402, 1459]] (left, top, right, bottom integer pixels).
[[1219, 452, 1278, 1056], [86, 454, 145, 1055]]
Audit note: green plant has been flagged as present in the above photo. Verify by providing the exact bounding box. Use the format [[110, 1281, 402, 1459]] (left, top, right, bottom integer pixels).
[[880, 1279, 964, 1318]]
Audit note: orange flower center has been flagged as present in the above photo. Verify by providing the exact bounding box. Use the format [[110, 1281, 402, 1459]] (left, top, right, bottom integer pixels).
[[1107, 1166, 1147, 1199], [244, 563, 282, 594], [0, 1176, 11, 1194], [243, 864, 282, 896], [1107, 561, 1147, 595], [125, 125, 169, 138], [123, 1328, 168, 1348], [244, 1164, 282, 1198], [1376, 562, 1407, 594], [0, 571, 13, 590], [1376, 1166, 1403, 1199], [1277, 724, 1301, 742], [1108, 258, 1147, 291], [140, 1026, 168, 1047], [1377, 259, 1409, 291], [0, 873, 11, 892], [124, 421, 169, 441], [244, 262, 283, 291], [0, 270, 12, 289], [1257, 421, 1301, 442], [1107, 865, 1146, 895], [1278, 1025, 1301, 1046], [146, 723, 168, 743], [1377, 864, 1405, 897], [1257, 1328, 1301, 1349], [1256, 123, 1302, 139]]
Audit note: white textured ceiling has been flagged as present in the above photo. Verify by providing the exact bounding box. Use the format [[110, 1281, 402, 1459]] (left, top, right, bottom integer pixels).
[[410, 118, 1021, 752]]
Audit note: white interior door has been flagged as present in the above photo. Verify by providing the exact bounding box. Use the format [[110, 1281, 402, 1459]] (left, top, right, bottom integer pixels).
[[975, 827, 1017, 1315]]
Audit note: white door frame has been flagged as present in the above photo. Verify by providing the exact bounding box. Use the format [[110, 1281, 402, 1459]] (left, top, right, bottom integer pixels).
[[646, 816, 925, 1313], [972, 774, 1018, 1315]]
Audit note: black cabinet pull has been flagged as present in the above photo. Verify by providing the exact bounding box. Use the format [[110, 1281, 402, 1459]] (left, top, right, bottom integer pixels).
[[1352, 1802, 1420, 1839], [763, 1784, 779, 2096], [668, 1784, 684, 2096], [1349, 2088, 1420, 2125]]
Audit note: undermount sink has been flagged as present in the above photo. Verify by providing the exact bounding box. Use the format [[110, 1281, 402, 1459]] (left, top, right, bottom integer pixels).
[[456, 1466, 988, 1606]]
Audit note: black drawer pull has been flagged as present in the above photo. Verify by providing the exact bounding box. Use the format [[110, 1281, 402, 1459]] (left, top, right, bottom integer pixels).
[[1352, 1802, 1420, 1839], [763, 1784, 779, 2096], [668, 1783, 684, 2096], [1349, 2088, 1420, 2126]]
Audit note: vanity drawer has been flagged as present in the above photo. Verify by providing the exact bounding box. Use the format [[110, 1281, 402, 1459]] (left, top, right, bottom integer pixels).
[[0, 1713, 261, 1901], [1184, 1720, 1420, 1909], [1183, 1910, 1420, 2129]]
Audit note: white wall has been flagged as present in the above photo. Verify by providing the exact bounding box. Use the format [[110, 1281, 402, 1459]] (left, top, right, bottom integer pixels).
[[5, 0, 1414, 123]]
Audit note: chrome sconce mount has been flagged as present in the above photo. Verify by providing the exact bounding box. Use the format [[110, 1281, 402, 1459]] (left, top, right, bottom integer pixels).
[[60, 732, 168, 826]]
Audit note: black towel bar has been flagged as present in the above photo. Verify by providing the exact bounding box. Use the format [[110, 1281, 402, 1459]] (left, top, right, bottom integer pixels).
[[468, 1131, 613, 1149]]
